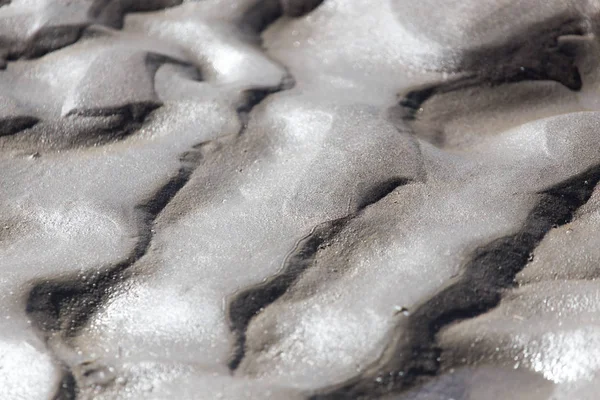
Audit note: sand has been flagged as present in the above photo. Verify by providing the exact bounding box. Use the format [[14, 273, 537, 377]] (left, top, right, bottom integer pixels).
[[2, 0, 600, 399]]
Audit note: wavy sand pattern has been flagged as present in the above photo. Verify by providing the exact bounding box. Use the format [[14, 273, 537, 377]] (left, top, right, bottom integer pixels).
[[2, 0, 600, 399]]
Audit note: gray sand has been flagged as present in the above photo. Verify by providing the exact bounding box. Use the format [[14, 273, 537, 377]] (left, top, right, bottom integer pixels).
[[2, 0, 600, 399]]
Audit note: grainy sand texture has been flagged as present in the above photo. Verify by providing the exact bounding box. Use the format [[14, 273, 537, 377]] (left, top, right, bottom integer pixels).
[[2, 1, 600, 399]]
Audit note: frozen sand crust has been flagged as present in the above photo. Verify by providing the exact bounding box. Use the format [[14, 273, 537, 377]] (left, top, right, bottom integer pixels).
[[2, 0, 600, 399], [401, 16, 600, 399], [0, 0, 183, 65], [239, 111, 600, 387], [0, 0, 287, 396], [83, 2, 600, 394], [77, 98, 423, 381], [70, 1, 429, 392], [437, 280, 600, 399]]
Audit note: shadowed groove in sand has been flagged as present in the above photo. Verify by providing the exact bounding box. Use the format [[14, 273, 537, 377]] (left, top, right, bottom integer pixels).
[[23, 1, 326, 397], [236, 72, 296, 128], [52, 371, 77, 400], [0, 64, 186, 152], [86, 0, 183, 29], [306, 18, 596, 398], [22, 3, 319, 338], [24, 139, 223, 398], [309, 14, 599, 397], [25, 146, 205, 334], [24, 86, 291, 396], [240, 0, 324, 34], [391, 15, 589, 147], [0, 1, 185, 63], [227, 177, 413, 371], [310, 165, 600, 399], [0, 115, 39, 137]]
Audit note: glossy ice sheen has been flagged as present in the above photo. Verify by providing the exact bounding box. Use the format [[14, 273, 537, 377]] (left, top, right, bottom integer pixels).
[[2, 1, 600, 399]]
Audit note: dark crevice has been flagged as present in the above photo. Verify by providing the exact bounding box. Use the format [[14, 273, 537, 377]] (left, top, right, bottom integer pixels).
[[227, 216, 351, 371], [393, 76, 479, 123], [0, 109, 159, 152], [391, 16, 589, 147], [15, 55, 191, 150], [310, 165, 600, 400], [235, 0, 304, 124], [0, 116, 39, 137], [5, 102, 162, 151], [1, 26, 85, 65], [0, 1, 183, 65], [226, 0, 371, 362], [26, 143, 209, 400], [237, 88, 279, 115], [281, 0, 324, 18], [357, 178, 412, 210], [21, 26, 86, 60], [26, 153, 201, 337], [236, 72, 296, 128], [236, 87, 277, 129], [394, 69, 580, 146], [459, 16, 588, 91], [1, 59, 193, 152], [227, 178, 413, 371], [240, 0, 324, 34], [30, 99, 272, 393], [88, 0, 184, 29], [52, 370, 78, 400], [241, 0, 283, 34], [65, 101, 161, 124]]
